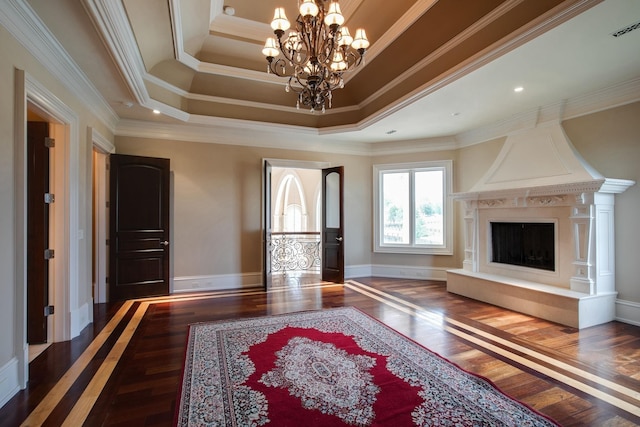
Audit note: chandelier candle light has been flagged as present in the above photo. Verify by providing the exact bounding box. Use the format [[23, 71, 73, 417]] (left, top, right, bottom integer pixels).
[[262, 0, 369, 113]]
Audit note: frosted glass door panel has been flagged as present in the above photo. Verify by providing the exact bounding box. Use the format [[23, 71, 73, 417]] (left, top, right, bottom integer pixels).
[[325, 172, 340, 228]]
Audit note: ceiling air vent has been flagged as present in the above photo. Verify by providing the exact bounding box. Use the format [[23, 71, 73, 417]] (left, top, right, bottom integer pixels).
[[611, 20, 640, 38]]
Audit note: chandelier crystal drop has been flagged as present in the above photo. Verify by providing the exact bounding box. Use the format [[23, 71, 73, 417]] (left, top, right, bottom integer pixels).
[[262, 0, 369, 113]]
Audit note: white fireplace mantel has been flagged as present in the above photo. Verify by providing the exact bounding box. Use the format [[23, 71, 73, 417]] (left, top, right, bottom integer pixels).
[[453, 178, 633, 293], [447, 123, 635, 328]]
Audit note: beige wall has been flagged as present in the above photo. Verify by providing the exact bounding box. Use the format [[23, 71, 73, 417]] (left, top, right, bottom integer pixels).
[[114, 138, 374, 276]]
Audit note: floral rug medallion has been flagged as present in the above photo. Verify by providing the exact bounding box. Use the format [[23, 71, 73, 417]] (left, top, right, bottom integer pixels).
[[260, 336, 379, 425]]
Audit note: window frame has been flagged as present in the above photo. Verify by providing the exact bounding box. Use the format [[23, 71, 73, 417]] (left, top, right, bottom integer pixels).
[[373, 160, 453, 255]]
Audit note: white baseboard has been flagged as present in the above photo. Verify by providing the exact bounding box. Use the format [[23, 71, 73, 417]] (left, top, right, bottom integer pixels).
[[0, 357, 20, 409], [173, 265, 447, 293], [70, 300, 93, 338], [173, 273, 262, 293], [615, 299, 640, 327], [345, 265, 372, 278], [369, 264, 448, 281], [346, 264, 448, 281]]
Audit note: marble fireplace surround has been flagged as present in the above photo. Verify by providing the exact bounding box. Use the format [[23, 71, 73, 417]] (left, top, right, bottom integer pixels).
[[447, 122, 634, 328]]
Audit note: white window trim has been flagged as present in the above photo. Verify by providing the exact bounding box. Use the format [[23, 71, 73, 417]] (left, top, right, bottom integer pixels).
[[373, 160, 453, 255]]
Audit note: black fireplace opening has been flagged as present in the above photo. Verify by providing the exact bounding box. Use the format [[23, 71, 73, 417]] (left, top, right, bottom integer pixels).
[[491, 222, 555, 271]]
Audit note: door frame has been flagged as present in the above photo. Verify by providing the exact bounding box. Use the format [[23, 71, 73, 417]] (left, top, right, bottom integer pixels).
[[15, 70, 80, 388], [91, 128, 115, 303], [262, 159, 331, 288]]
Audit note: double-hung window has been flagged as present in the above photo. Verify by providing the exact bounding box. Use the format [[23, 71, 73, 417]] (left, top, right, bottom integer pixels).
[[374, 160, 452, 254]]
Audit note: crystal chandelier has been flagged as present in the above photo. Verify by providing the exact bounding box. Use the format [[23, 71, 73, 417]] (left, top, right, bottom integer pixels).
[[262, 0, 370, 113]]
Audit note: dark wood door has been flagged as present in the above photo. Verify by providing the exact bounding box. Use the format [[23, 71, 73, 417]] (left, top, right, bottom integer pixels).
[[27, 122, 51, 344], [263, 160, 273, 289], [321, 166, 344, 283], [109, 154, 170, 301]]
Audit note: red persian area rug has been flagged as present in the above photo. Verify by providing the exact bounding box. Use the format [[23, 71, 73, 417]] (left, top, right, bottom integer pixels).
[[176, 307, 559, 426]]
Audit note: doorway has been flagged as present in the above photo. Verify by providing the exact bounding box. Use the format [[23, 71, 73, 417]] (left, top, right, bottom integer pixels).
[[15, 70, 82, 388], [26, 117, 51, 359], [91, 129, 114, 303], [270, 166, 322, 287], [24, 104, 67, 359], [263, 159, 344, 288]]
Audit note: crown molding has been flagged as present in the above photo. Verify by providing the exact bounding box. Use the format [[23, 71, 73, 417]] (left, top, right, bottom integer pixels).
[[209, 0, 224, 25], [369, 136, 458, 156], [562, 76, 640, 120], [82, 0, 149, 104], [90, 127, 115, 154], [210, 14, 271, 42], [144, 72, 360, 115], [0, 0, 119, 132], [169, 0, 185, 60], [117, 74, 640, 158], [194, 58, 284, 84], [116, 119, 373, 156]]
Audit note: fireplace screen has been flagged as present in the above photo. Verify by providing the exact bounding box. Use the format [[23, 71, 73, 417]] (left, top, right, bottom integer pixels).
[[491, 222, 555, 271]]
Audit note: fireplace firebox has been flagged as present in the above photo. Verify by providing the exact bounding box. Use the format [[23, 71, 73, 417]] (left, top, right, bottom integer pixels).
[[491, 222, 555, 271]]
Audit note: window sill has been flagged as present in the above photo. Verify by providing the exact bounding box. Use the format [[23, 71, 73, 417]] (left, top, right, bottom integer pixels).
[[374, 246, 453, 255]]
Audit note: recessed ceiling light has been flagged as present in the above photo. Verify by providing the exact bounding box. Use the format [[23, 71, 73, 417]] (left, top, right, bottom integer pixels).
[[152, 109, 161, 114], [514, 86, 524, 93]]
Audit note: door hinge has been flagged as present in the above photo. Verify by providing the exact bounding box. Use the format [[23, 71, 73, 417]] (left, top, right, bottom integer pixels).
[[44, 249, 55, 259], [44, 193, 55, 204], [44, 137, 55, 148], [106, 239, 109, 246], [105, 276, 109, 284], [106, 201, 110, 208], [44, 305, 54, 316]]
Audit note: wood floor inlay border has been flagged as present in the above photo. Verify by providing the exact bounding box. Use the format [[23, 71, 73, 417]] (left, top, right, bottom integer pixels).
[[60, 303, 149, 426], [20, 301, 134, 427], [344, 280, 640, 417]]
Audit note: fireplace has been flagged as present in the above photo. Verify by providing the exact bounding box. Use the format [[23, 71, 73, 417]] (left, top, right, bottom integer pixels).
[[490, 222, 555, 271], [447, 122, 634, 328]]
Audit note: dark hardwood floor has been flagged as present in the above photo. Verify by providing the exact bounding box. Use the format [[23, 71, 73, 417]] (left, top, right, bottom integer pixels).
[[2, 277, 639, 426]]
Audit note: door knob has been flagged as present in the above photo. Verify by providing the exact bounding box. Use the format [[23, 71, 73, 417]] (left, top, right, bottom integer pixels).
[[336, 236, 343, 242], [161, 240, 169, 246]]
